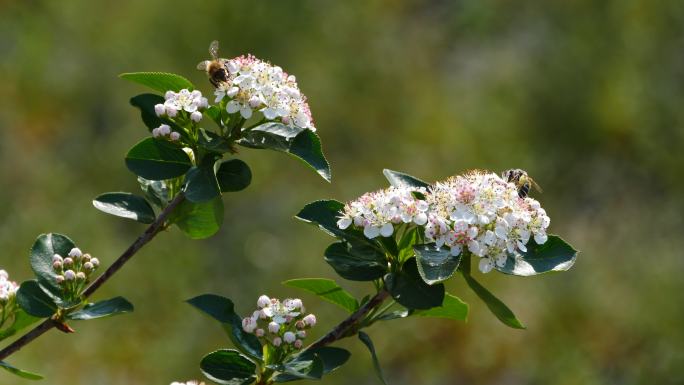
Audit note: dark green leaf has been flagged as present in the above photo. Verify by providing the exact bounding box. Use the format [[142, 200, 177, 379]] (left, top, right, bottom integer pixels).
[[16, 281, 57, 318], [129, 93, 165, 130], [184, 158, 221, 203], [295, 200, 375, 246], [92, 192, 156, 224], [382, 169, 430, 189], [204, 106, 224, 128], [414, 293, 468, 321], [125, 138, 193, 180], [358, 331, 388, 385], [0, 361, 43, 380], [414, 244, 462, 285], [120, 72, 194, 93], [283, 278, 359, 313], [200, 349, 257, 385], [216, 159, 252, 192], [496, 235, 578, 276], [0, 309, 40, 342], [29, 233, 75, 293], [67, 297, 133, 320], [309, 347, 351, 374], [199, 129, 233, 154], [397, 227, 419, 263], [272, 354, 324, 382], [462, 273, 525, 329], [386, 258, 445, 310], [138, 177, 170, 207], [376, 309, 411, 321], [324, 242, 387, 281], [239, 123, 331, 182], [172, 196, 224, 239]]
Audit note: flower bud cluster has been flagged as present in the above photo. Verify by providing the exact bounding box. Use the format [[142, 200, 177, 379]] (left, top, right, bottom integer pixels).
[[242, 295, 316, 352], [155, 89, 208, 122], [152, 124, 181, 141], [213, 55, 316, 131], [52, 248, 99, 299], [0, 270, 18, 305], [337, 170, 551, 274]]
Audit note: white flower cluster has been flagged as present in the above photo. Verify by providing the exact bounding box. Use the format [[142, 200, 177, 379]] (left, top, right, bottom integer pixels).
[[0, 269, 19, 304], [170, 381, 204, 385], [151, 124, 180, 141], [242, 295, 316, 351], [213, 55, 316, 131], [155, 89, 208, 122], [336, 186, 429, 239], [337, 171, 551, 274], [52, 248, 99, 297]]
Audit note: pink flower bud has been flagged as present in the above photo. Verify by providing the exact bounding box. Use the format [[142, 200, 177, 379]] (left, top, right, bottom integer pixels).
[[169, 132, 181, 141], [63, 258, 74, 266], [272, 337, 282, 347], [76, 272, 86, 280], [268, 322, 280, 334], [52, 254, 63, 263], [255, 328, 265, 337], [294, 340, 303, 349], [83, 262, 94, 271], [55, 275, 65, 284], [295, 320, 305, 330], [68, 248, 82, 258], [283, 332, 296, 344], [90, 258, 100, 268], [154, 104, 166, 116], [303, 314, 316, 327], [190, 111, 203, 122], [257, 295, 270, 308], [64, 270, 76, 281]]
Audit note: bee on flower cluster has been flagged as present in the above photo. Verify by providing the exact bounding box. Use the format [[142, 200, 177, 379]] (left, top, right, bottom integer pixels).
[[197, 40, 229, 87], [502, 168, 542, 198]]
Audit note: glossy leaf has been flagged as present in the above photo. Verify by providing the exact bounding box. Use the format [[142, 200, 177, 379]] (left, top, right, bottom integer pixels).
[[324, 242, 387, 281], [199, 129, 233, 154], [414, 293, 469, 321], [172, 197, 224, 239], [289, 129, 331, 182], [129, 93, 165, 130], [29, 233, 75, 293], [119, 72, 194, 93], [397, 227, 419, 263], [16, 281, 57, 318], [382, 169, 430, 189], [283, 278, 358, 313], [184, 159, 221, 203], [0, 361, 43, 380], [200, 349, 256, 385], [93, 192, 156, 224], [138, 177, 170, 207], [414, 244, 462, 285], [462, 273, 525, 329], [125, 138, 193, 180], [295, 200, 374, 246], [496, 235, 578, 276], [271, 354, 324, 382], [0, 309, 39, 342], [67, 297, 134, 320], [386, 258, 445, 310], [216, 159, 252, 192], [358, 332, 388, 385]]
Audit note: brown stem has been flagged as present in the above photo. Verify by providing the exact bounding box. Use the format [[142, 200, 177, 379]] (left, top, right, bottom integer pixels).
[[0, 193, 186, 362], [305, 289, 390, 351]]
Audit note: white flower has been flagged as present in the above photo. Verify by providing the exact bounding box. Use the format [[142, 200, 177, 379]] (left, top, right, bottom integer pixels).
[[302, 314, 316, 327], [0, 269, 19, 302], [163, 89, 208, 116], [190, 111, 203, 122], [257, 295, 271, 308], [283, 331, 296, 344]]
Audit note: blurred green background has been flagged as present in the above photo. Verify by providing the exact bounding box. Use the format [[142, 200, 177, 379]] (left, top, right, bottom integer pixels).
[[1, 0, 683, 384]]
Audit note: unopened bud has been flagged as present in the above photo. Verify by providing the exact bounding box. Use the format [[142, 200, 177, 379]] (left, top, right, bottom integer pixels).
[[295, 320, 305, 330], [76, 272, 86, 281], [303, 314, 316, 327], [294, 339, 303, 349], [154, 104, 166, 116], [272, 337, 282, 347], [56, 275, 65, 284], [255, 328, 265, 337], [52, 254, 63, 263], [169, 132, 181, 141], [190, 111, 203, 122], [53, 261, 63, 270], [64, 270, 76, 281], [90, 258, 100, 268], [283, 332, 296, 344], [257, 295, 270, 308], [68, 248, 82, 258], [268, 322, 280, 334], [152, 127, 160, 138], [166, 107, 178, 118], [296, 330, 306, 339], [82, 253, 91, 262], [63, 257, 74, 266]]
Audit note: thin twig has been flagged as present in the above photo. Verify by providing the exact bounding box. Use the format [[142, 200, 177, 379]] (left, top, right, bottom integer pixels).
[[0, 193, 186, 361]]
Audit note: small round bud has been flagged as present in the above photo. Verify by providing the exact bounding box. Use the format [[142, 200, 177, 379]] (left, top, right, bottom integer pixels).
[[303, 314, 316, 327], [82, 253, 91, 262], [76, 272, 86, 281], [257, 295, 271, 308], [83, 262, 94, 271], [294, 339, 303, 349], [281, 116, 291, 125], [55, 275, 65, 284], [199, 97, 209, 109], [255, 328, 265, 337], [268, 322, 280, 334], [52, 261, 63, 270], [296, 330, 306, 339], [165, 91, 175, 100], [68, 248, 82, 258], [166, 107, 178, 118], [52, 254, 63, 263], [159, 124, 171, 136], [283, 331, 296, 344], [295, 320, 305, 330], [63, 257, 74, 266], [90, 258, 100, 268], [152, 127, 160, 138], [272, 337, 282, 347], [242, 317, 256, 333], [169, 132, 181, 141], [64, 270, 76, 281], [154, 104, 166, 116], [190, 111, 203, 122]]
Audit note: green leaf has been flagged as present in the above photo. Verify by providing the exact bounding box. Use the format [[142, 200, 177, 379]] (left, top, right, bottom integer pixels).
[[414, 293, 469, 321], [199, 129, 233, 154], [67, 297, 134, 320], [414, 244, 462, 285], [0, 309, 40, 342], [125, 138, 193, 181], [204, 106, 224, 128], [129, 93, 165, 130], [120, 72, 194, 93], [184, 158, 221, 203], [324, 242, 387, 281], [271, 354, 324, 382], [386, 258, 445, 310], [239, 123, 331, 182], [397, 227, 419, 263], [16, 281, 57, 318], [295, 200, 374, 246], [382, 169, 430, 189], [283, 278, 359, 313], [0, 361, 43, 380], [309, 347, 351, 374], [462, 273, 525, 329], [138, 177, 170, 207], [187, 294, 263, 361], [200, 349, 257, 385], [358, 331, 388, 385], [92, 192, 156, 224], [216, 159, 252, 192], [496, 235, 578, 276], [376, 309, 411, 321], [30, 233, 75, 293], [172, 196, 224, 239]]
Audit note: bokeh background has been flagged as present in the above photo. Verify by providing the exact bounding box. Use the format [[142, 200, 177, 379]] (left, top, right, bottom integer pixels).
[[1, 0, 684, 384]]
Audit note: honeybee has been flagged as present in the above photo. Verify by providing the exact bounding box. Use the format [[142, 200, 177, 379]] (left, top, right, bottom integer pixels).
[[197, 40, 229, 87], [502, 169, 542, 198]]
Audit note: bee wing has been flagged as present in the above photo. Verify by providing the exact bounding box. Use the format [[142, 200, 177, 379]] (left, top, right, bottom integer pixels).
[[530, 178, 543, 193], [196, 60, 210, 71], [209, 40, 220, 59]]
